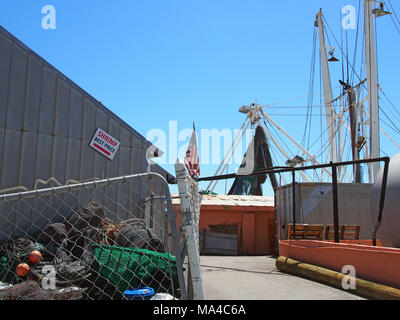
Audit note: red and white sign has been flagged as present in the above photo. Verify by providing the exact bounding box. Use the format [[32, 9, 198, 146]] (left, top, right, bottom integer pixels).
[[89, 128, 120, 160]]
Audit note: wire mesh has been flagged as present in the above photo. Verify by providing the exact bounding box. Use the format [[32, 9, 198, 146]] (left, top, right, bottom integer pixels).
[[0, 173, 185, 300]]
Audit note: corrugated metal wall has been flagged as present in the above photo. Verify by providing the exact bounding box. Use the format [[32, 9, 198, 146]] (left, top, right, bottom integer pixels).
[[0, 26, 173, 240], [0, 26, 170, 192]]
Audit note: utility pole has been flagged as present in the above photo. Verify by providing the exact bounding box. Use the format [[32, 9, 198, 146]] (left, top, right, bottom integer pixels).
[[315, 9, 338, 165]]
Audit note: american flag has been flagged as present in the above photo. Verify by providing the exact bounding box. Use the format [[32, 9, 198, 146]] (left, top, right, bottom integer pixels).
[[184, 124, 200, 178]]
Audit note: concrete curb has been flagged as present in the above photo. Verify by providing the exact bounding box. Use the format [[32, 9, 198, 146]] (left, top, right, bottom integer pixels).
[[276, 256, 400, 300]]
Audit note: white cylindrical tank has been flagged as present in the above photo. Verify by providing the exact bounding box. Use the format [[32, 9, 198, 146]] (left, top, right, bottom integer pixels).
[[371, 153, 400, 248]]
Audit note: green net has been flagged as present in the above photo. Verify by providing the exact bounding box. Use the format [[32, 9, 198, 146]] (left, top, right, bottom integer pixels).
[[91, 244, 180, 298], [0, 255, 10, 283]]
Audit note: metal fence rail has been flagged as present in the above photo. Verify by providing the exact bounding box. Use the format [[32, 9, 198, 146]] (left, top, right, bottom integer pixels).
[[198, 156, 390, 255], [0, 172, 187, 300]]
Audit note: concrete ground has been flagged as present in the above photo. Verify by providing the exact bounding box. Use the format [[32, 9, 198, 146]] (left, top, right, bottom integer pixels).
[[200, 255, 365, 300]]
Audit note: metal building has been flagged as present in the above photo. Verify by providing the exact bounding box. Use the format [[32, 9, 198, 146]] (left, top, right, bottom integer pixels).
[[0, 25, 172, 194], [276, 182, 374, 241]]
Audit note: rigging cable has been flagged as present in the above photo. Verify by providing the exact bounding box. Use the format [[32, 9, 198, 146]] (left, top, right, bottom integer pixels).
[[301, 27, 317, 152], [351, 0, 362, 85], [379, 87, 400, 120], [379, 106, 400, 135], [345, 1, 350, 84], [262, 118, 315, 182], [385, 0, 400, 36], [323, 13, 365, 86], [375, 15, 400, 132], [307, 28, 318, 150]]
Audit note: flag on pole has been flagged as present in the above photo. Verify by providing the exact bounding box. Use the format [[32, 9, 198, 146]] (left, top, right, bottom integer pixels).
[[185, 122, 200, 178]]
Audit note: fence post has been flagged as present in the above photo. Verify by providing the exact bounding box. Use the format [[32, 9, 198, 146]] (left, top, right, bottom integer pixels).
[[331, 162, 340, 243], [175, 160, 205, 300]]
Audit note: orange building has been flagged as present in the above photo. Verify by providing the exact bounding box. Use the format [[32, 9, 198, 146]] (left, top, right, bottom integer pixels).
[[172, 194, 275, 255]]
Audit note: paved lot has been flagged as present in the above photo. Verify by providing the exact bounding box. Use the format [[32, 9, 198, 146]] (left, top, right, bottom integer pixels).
[[200, 255, 365, 300]]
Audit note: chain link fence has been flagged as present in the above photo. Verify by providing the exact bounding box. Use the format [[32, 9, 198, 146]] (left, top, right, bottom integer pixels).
[[0, 173, 187, 300]]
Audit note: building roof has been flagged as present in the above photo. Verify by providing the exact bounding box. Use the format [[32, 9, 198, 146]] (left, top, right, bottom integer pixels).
[[172, 194, 274, 207]]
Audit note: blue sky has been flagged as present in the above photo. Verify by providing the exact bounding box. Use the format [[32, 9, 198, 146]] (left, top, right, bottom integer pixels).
[[1, 0, 400, 195]]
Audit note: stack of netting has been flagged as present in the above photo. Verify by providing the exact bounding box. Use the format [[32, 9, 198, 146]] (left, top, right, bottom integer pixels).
[[0, 201, 180, 300]]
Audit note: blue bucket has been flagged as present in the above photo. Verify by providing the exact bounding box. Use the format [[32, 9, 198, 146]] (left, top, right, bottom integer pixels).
[[123, 287, 155, 300]]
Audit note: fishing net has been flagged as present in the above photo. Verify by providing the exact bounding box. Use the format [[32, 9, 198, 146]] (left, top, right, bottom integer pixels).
[[0, 238, 45, 284], [90, 244, 180, 298]]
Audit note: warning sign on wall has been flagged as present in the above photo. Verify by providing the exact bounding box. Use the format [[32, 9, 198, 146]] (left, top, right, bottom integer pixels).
[[89, 128, 120, 160]]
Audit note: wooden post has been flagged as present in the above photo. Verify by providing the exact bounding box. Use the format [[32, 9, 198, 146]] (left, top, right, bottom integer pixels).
[[175, 160, 205, 300]]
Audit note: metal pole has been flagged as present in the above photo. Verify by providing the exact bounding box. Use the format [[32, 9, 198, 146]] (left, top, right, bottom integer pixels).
[[165, 193, 188, 300], [149, 193, 155, 228], [331, 162, 340, 243], [275, 172, 283, 256], [316, 9, 338, 164], [197, 157, 389, 183], [364, 0, 380, 179], [372, 158, 390, 245], [274, 191, 278, 255], [0, 172, 166, 202], [292, 170, 296, 240]]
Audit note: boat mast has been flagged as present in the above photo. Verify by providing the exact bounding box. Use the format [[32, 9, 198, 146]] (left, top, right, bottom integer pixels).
[[364, 0, 380, 180], [315, 10, 338, 165], [348, 88, 362, 182]]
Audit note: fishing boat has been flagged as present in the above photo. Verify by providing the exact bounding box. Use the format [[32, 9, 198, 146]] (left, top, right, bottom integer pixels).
[[201, 0, 400, 293]]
